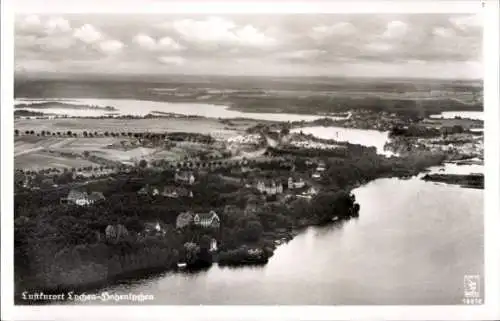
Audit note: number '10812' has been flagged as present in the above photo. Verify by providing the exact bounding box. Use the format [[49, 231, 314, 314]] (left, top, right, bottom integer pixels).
[[462, 298, 483, 305]]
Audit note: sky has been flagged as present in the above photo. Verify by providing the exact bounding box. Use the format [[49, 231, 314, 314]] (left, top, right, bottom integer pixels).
[[14, 14, 483, 79]]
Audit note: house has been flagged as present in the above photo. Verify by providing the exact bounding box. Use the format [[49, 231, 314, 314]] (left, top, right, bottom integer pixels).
[[61, 189, 90, 206], [247, 248, 264, 256], [175, 171, 195, 185], [255, 179, 283, 195], [312, 172, 322, 180], [193, 211, 220, 228], [176, 212, 194, 229], [61, 189, 105, 206], [162, 186, 177, 198], [304, 186, 318, 196], [137, 185, 159, 196], [162, 186, 193, 198], [144, 221, 165, 235], [288, 177, 306, 189], [137, 186, 149, 195], [105, 224, 129, 241], [316, 162, 326, 172]]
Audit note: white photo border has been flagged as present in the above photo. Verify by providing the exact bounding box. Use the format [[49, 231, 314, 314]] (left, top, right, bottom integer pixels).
[[2, 1, 499, 320]]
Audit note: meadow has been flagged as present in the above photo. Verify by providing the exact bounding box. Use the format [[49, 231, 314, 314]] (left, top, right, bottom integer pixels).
[[13, 116, 257, 170]]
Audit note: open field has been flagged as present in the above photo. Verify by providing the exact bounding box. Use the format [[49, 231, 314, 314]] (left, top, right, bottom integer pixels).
[[14, 117, 251, 139], [13, 117, 243, 170], [15, 136, 118, 155], [14, 117, 256, 170], [15, 151, 99, 170], [14, 136, 160, 170], [91, 147, 158, 165]]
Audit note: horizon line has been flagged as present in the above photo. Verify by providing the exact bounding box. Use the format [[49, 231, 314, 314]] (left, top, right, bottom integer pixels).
[[14, 72, 483, 83]]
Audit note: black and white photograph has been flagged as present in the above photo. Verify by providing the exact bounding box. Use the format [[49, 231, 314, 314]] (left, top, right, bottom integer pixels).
[[1, 0, 499, 320]]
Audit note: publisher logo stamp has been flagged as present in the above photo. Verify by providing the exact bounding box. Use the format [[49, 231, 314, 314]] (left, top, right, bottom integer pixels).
[[462, 274, 483, 305]]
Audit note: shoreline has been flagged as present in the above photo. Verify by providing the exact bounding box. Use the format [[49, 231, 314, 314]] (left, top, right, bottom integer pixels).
[[14, 97, 483, 126], [15, 164, 447, 304], [13, 98, 484, 304], [14, 112, 484, 140], [14, 95, 484, 116], [14, 221, 338, 305], [421, 173, 484, 189]]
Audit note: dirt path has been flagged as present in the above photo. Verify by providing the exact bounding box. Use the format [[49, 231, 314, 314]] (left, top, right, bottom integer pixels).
[[14, 146, 44, 157]]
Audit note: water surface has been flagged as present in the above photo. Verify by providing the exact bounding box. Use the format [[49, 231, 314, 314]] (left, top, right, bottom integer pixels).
[[291, 126, 390, 155], [92, 168, 483, 305], [15, 98, 344, 122]]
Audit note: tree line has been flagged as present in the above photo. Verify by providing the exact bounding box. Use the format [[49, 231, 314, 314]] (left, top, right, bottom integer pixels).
[[14, 129, 214, 143]]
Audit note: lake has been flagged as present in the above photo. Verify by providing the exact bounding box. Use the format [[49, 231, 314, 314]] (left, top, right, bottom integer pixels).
[[430, 111, 484, 121], [88, 164, 483, 305], [15, 98, 346, 123], [291, 126, 391, 155]]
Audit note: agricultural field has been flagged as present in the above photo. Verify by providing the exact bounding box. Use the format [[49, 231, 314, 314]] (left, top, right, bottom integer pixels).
[[13, 117, 249, 170], [14, 117, 252, 138], [91, 147, 158, 165], [15, 151, 99, 171], [14, 136, 158, 170], [15, 136, 118, 155], [13, 116, 265, 170]]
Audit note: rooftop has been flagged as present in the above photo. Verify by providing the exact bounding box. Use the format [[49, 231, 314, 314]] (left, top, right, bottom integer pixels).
[[195, 211, 219, 221], [67, 189, 88, 200]]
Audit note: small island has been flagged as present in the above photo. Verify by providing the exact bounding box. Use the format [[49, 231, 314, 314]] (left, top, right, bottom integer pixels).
[[421, 173, 484, 189]]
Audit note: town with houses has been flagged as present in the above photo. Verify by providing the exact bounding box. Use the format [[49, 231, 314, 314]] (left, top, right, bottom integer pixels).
[[8, 10, 489, 310]]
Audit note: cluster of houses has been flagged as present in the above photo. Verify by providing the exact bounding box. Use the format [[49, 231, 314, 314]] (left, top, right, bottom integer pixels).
[[227, 134, 262, 145], [137, 184, 194, 198], [176, 210, 221, 229], [414, 134, 484, 156], [255, 179, 284, 195], [136, 170, 196, 198], [174, 171, 196, 185], [289, 139, 341, 150], [311, 161, 326, 180], [254, 177, 305, 195], [252, 176, 318, 199]]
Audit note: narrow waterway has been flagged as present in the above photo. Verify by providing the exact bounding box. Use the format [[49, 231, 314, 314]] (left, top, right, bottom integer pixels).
[[94, 165, 483, 305]]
